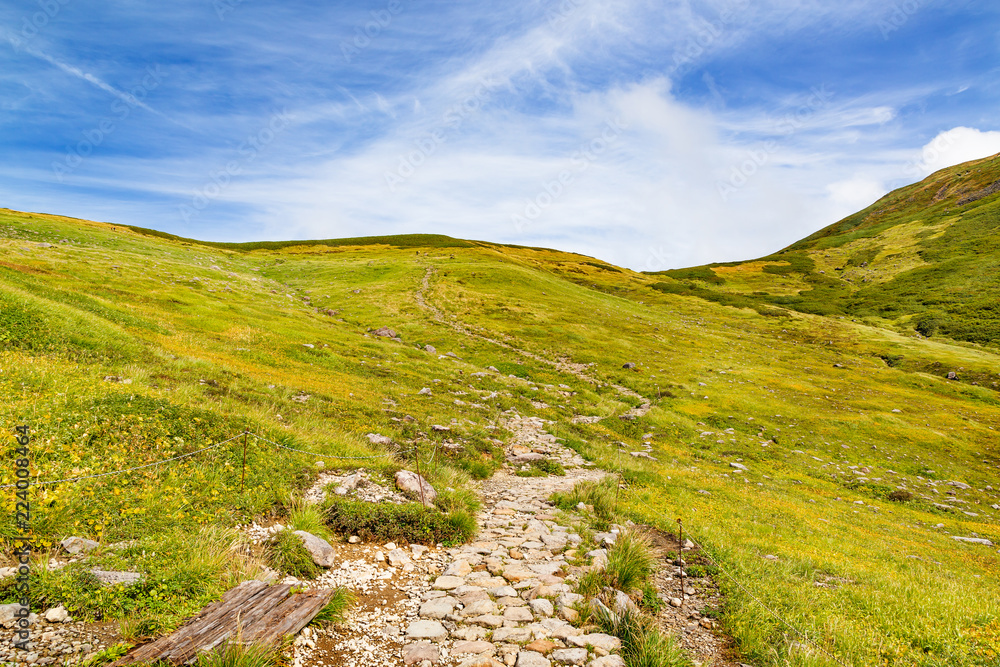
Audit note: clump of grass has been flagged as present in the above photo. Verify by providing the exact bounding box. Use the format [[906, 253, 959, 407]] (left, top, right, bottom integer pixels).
[[117, 615, 163, 642], [551, 477, 619, 523], [81, 643, 132, 667], [310, 587, 356, 626], [435, 487, 481, 515], [195, 641, 280, 667], [266, 529, 319, 580], [605, 529, 658, 593], [285, 496, 332, 541], [598, 606, 692, 667], [516, 458, 566, 477], [325, 499, 476, 546]]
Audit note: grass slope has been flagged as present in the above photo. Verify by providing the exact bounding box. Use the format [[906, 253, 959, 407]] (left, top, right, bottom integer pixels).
[[0, 207, 997, 666], [646, 152, 1000, 349]]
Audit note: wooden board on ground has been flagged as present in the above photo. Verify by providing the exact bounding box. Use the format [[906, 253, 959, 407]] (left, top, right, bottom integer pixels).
[[109, 581, 336, 666]]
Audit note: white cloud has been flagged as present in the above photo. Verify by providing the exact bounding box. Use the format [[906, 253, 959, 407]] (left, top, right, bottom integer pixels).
[[906, 127, 1000, 178]]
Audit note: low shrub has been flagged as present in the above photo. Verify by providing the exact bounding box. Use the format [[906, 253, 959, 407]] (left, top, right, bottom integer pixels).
[[324, 499, 476, 546]]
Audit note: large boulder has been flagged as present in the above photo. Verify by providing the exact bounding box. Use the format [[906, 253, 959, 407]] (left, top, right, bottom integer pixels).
[[395, 470, 437, 505], [294, 531, 336, 567]]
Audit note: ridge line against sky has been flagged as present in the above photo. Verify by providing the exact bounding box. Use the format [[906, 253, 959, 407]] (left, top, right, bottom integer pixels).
[[2, 0, 999, 270]]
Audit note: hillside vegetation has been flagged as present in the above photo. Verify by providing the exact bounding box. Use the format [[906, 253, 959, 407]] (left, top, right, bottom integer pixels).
[[0, 203, 998, 667], [648, 152, 1000, 348]]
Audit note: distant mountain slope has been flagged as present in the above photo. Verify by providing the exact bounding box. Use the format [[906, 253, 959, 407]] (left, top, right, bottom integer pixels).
[[647, 152, 1000, 346]]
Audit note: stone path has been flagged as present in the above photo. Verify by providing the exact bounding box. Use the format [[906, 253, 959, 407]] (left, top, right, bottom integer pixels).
[[287, 413, 619, 667]]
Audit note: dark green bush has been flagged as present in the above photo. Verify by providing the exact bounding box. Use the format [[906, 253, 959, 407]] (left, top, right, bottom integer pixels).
[[325, 499, 476, 546]]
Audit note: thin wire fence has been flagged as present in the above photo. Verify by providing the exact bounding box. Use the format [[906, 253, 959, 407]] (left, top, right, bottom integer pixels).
[[625, 482, 852, 667], [1, 430, 415, 490]]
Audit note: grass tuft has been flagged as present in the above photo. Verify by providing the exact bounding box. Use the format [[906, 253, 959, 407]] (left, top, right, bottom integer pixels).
[[310, 587, 356, 625], [194, 641, 281, 667], [266, 529, 320, 580]]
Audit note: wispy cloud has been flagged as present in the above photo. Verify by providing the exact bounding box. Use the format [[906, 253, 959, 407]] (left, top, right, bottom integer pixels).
[[0, 0, 997, 269]]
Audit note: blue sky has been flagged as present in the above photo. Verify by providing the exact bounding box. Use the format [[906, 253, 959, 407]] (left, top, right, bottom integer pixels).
[[2, 0, 999, 270]]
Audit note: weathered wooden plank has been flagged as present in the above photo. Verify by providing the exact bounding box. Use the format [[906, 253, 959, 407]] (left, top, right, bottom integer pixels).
[[109, 582, 341, 667], [162, 584, 292, 663], [109, 581, 273, 667], [243, 587, 337, 642], [112, 581, 267, 667]]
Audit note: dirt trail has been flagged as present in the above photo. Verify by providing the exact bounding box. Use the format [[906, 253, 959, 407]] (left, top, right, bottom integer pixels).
[[415, 267, 650, 419]]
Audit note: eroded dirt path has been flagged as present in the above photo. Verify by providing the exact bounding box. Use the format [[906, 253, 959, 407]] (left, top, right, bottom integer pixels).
[[415, 267, 650, 419]]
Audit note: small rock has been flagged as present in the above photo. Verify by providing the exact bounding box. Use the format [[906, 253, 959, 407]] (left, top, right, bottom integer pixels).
[[419, 387, 433, 395], [44, 607, 69, 623], [425, 345, 437, 354], [622, 363, 636, 370], [952, 536, 994, 546], [529, 598, 554, 617], [90, 570, 142, 586], [388, 548, 413, 568], [372, 326, 398, 339], [60, 537, 99, 555], [348, 535, 361, 544], [366, 433, 394, 446], [293, 531, 336, 567], [395, 470, 438, 504]]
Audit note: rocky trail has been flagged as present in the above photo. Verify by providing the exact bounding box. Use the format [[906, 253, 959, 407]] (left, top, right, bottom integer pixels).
[[281, 414, 743, 667]]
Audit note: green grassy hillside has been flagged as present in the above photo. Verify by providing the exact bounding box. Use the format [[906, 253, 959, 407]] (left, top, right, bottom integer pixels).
[[647, 152, 1000, 348], [0, 207, 998, 666]]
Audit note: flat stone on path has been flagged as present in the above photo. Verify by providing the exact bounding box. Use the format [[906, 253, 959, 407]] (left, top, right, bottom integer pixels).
[[516, 651, 552, 667], [493, 626, 533, 643], [504, 606, 535, 622], [406, 620, 448, 641], [551, 648, 588, 665], [588, 657, 626, 667], [525, 639, 559, 655], [453, 640, 496, 655], [403, 641, 440, 665], [567, 634, 622, 652], [419, 597, 458, 619], [433, 575, 466, 590]]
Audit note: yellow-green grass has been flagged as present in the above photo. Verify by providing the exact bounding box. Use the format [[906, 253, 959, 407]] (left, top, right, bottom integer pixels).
[[0, 208, 997, 666]]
